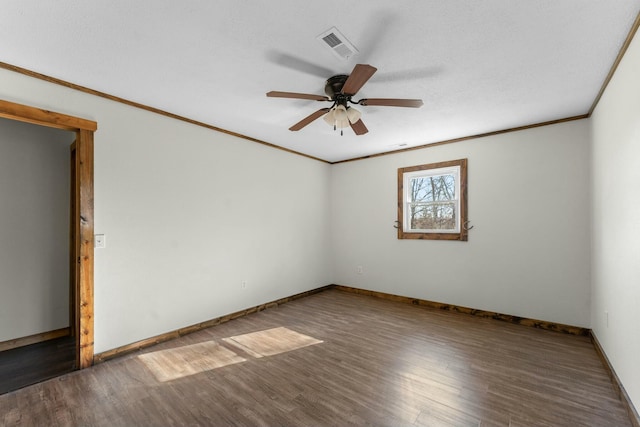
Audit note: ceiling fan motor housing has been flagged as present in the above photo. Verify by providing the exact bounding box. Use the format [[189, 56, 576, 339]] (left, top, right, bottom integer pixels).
[[324, 74, 349, 100]]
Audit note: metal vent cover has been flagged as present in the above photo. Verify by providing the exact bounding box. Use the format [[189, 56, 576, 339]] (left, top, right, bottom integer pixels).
[[316, 27, 358, 60]]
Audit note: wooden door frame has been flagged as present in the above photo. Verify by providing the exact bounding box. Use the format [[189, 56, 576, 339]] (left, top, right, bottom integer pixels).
[[0, 99, 96, 369]]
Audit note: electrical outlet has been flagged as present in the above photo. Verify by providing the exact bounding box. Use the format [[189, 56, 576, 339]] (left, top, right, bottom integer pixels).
[[605, 310, 609, 328], [356, 266, 363, 274], [241, 281, 247, 289]]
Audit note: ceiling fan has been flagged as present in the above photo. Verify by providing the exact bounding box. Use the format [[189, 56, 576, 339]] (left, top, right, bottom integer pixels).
[[266, 64, 423, 136]]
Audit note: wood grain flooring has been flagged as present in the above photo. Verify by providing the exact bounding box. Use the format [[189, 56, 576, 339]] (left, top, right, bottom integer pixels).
[[0, 289, 632, 426], [0, 335, 76, 395]]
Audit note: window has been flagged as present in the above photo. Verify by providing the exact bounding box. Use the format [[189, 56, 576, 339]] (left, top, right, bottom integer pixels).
[[397, 159, 468, 241]]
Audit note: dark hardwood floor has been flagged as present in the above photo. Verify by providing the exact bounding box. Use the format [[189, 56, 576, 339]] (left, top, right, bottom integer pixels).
[[0, 289, 633, 426], [0, 335, 76, 395]]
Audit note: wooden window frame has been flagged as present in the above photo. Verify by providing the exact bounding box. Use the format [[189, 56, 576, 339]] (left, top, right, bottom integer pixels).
[[0, 99, 96, 368], [397, 158, 468, 241]]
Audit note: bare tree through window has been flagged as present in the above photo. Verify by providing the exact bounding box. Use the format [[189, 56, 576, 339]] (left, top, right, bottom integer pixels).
[[409, 174, 456, 230]]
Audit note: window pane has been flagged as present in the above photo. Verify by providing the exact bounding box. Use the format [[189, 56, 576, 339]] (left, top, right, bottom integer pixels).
[[409, 202, 456, 230], [409, 174, 456, 203]]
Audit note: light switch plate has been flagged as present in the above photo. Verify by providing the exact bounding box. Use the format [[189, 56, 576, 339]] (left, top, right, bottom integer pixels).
[[95, 234, 106, 248]]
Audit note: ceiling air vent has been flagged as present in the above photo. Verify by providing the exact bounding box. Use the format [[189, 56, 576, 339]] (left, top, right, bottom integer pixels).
[[316, 27, 359, 60]]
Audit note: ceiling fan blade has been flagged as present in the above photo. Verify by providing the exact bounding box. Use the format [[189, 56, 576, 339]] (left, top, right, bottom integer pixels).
[[359, 98, 424, 108], [289, 108, 331, 131], [341, 64, 378, 96], [350, 119, 369, 135], [266, 51, 335, 78], [267, 91, 330, 102]]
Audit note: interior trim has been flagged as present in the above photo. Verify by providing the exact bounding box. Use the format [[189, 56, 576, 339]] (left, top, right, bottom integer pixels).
[[91, 284, 637, 424], [333, 285, 590, 336], [397, 158, 468, 241], [0, 99, 96, 369], [95, 283, 591, 365], [0, 61, 328, 165], [0, 61, 590, 164], [3, 6, 638, 167], [93, 285, 333, 364], [331, 114, 589, 164], [588, 10, 640, 116], [591, 332, 640, 427], [0, 99, 96, 131], [0, 327, 70, 352]]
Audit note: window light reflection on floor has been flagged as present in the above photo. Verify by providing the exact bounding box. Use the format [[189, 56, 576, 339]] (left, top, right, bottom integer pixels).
[[138, 341, 246, 382], [138, 327, 322, 382], [223, 326, 323, 358]]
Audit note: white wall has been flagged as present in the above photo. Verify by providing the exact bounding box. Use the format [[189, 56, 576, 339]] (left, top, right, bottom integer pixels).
[[0, 68, 332, 353], [0, 118, 73, 341], [331, 120, 591, 327], [591, 28, 640, 410]]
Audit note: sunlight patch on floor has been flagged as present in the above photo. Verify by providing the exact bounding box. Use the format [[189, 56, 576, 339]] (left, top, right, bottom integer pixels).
[[138, 341, 246, 382], [222, 327, 323, 358]]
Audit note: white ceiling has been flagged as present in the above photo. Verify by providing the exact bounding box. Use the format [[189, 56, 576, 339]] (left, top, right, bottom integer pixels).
[[1, 1, 639, 162]]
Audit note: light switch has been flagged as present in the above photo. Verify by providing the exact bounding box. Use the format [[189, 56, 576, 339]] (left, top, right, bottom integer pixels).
[[95, 234, 106, 248]]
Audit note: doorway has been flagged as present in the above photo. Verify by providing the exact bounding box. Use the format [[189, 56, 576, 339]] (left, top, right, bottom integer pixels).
[[0, 99, 96, 392], [0, 118, 75, 392]]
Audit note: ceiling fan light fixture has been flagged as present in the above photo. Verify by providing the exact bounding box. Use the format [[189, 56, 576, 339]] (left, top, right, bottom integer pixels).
[[323, 108, 336, 126], [334, 104, 348, 122], [324, 105, 351, 129], [346, 106, 361, 124], [335, 118, 350, 129]]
